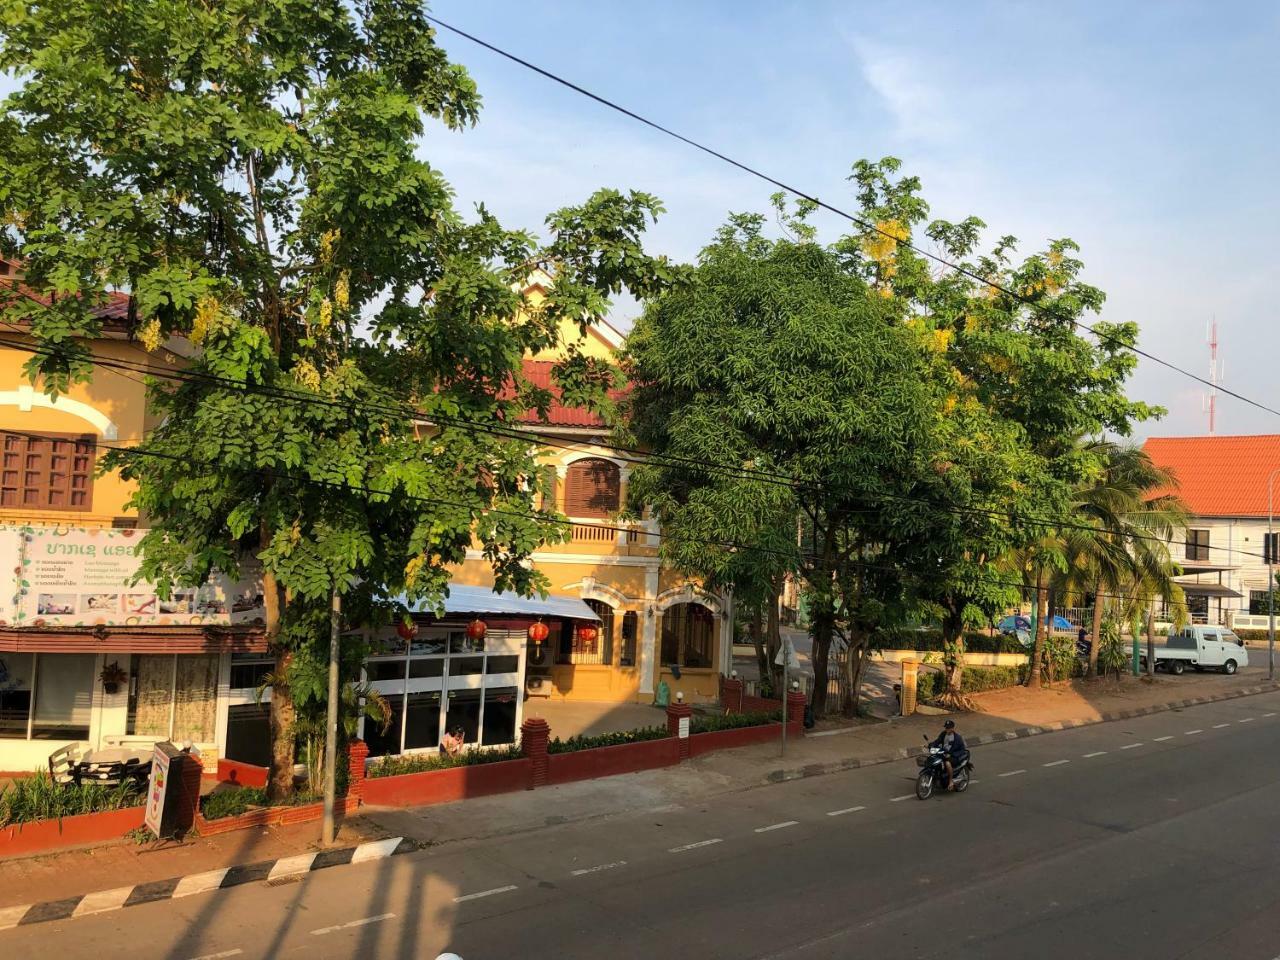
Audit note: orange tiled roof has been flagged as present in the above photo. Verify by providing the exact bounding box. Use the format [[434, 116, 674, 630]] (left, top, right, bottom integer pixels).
[[513, 360, 626, 429], [1143, 434, 1280, 518]]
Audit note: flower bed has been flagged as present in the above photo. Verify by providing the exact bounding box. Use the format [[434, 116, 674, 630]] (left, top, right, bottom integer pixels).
[[690, 710, 779, 734], [0, 805, 145, 859], [0, 772, 143, 828], [366, 744, 523, 778], [546, 726, 669, 754]]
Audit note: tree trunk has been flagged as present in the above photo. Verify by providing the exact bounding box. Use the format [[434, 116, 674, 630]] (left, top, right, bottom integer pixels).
[[1027, 568, 1049, 690], [751, 602, 768, 686], [261, 553, 295, 802], [765, 580, 783, 697], [809, 598, 834, 718], [1087, 585, 1104, 678], [939, 603, 974, 710], [844, 635, 867, 717], [1145, 604, 1156, 678]]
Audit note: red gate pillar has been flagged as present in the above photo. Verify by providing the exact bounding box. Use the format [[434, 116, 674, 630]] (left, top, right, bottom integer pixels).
[[667, 694, 694, 760], [786, 688, 807, 733], [521, 717, 551, 789], [721, 673, 744, 714]]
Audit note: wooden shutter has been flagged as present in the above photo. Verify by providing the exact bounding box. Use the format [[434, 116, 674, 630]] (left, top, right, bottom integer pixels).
[[563, 458, 620, 518], [0, 431, 95, 511]]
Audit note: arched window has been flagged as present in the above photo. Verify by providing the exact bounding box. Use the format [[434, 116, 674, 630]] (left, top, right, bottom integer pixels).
[[573, 599, 615, 665], [660, 602, 716, 669], [563, 458, 620, 518]]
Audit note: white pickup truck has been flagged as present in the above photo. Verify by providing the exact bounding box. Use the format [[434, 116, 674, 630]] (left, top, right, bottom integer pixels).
[[1140, 625, 1249, 676]]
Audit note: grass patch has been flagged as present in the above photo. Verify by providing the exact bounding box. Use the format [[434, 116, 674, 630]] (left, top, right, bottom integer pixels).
[[0, 772, 143, 827]]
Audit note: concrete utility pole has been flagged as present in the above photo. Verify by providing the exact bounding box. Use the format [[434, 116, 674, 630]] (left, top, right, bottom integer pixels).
[[1268, 468, 1280, 681], [322, 583, 341, 845]]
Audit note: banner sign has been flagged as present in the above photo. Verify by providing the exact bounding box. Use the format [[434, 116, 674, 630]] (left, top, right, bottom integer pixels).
[[0, 526, 264, 628]]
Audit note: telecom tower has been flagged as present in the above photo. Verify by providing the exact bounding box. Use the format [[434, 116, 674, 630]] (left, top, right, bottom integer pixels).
[[1203, 318, 1222, 434]]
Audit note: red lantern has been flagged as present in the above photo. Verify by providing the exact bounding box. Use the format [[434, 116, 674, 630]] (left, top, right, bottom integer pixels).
[[528, 620, 549, 644], [466, 618, 487, 642], [395, 618, 417, 642], [576, 624, 599, 653]]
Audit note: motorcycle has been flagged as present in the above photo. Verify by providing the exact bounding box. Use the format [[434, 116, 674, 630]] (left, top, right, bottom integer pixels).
[[915, 735, 973, 800]]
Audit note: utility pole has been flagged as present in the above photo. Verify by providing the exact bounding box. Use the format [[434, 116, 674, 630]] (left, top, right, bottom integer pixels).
[[321, 582, 341, 846], [1268, 468, 1279, 681]]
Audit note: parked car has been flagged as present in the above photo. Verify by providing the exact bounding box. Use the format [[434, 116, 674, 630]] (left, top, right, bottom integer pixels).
[[1140, 625, 1248, 675]]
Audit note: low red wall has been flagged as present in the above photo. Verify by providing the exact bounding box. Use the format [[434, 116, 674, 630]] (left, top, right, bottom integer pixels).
[[547, 736, 680, 785], [0, 806, 144, 859], [688, 722, 794, 757], [195, 795, 360, 837], [361, 759, 533, 808], [213, 758, 269, 789]]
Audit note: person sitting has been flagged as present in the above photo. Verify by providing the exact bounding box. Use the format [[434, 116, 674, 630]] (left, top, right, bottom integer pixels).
[[930, 719, 968, 790], [440, 727, 466, 757]]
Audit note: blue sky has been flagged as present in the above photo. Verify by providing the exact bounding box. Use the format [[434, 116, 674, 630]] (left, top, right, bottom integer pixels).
[[425, 1, 1280, 438]]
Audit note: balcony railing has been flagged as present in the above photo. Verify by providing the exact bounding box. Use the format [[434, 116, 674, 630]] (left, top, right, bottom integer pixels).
[[569, 522, 641, 545]]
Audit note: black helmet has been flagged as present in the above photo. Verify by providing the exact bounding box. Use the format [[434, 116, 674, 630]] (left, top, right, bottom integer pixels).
[[943, 719, 956, 729]]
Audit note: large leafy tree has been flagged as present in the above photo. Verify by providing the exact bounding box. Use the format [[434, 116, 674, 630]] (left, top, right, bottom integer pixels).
[[0, 0, 671, 797], [621, 205, 948, 717]]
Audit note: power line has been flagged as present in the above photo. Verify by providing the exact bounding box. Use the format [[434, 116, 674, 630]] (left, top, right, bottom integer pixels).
[[423, 15, 1280, 423], [0, 332, 1265, 566]]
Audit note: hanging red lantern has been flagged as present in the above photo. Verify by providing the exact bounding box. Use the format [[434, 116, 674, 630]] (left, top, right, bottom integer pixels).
[[527, 620, 549, 644], [395, 618, 417, 642], [466, 618, 487, 642], [576, 624, 599, 646]]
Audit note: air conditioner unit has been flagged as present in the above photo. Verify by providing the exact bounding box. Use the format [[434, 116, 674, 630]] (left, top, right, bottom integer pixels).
[[525, 674, 553, 698]]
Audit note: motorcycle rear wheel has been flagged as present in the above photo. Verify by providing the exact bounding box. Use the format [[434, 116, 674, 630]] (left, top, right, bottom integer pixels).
[[953, 768, 971, 793], [916, 770, 935, 800]]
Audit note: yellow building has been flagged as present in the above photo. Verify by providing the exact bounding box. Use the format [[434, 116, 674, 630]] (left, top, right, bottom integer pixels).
[[451, 276, 731, 706]]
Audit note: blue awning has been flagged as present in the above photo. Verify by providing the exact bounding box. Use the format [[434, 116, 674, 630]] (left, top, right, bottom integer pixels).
[[397, 584, 601, 621]]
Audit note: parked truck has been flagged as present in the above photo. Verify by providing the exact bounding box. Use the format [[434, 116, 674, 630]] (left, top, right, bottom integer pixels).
[[1139, 625, 1248, 675]]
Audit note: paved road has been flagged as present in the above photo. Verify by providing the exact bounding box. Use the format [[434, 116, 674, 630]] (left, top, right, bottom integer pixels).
[[8, 691, 1280, 959]]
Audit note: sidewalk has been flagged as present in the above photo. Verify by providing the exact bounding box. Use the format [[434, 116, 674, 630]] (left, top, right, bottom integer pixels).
[[2, 666, 1274, 913]]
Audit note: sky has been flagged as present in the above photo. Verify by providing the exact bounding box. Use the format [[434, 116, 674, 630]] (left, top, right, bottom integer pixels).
[[422, 0, 1280, 440]]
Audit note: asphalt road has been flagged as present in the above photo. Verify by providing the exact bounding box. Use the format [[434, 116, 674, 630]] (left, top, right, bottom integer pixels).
[[9, 690, 1280, 960]]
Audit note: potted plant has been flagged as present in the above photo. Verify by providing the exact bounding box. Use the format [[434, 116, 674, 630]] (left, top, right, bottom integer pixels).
[[99, 660, 127, 695]]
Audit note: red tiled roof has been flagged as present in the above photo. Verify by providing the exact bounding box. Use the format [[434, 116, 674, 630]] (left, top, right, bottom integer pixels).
[[1143, 435, 1280, 518], [0, 267, 133, 326], [513, 360, 627, 428]]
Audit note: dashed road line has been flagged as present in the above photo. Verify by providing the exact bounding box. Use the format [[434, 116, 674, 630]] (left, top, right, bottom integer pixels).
[[1213, 723, 1231, 729], [999, 769, 1027, 778], [1238, 717, 1255, 723], [668, 839, 723, 853], [571, 861, 627, 877], [453, 886, 519, 904], [755, 821, 799, 833], [1083, 751, 1108, 758], [1153, 736, 1174, 742], [1119, 743, 1144, 750], [311, 913, 395, 935], [1264, 713, 1277, 718], [890, 794, 915, 802], [826, 806, 865, 817], [1043, 760, 1070, 767], [1185, 729, 1203, 735]]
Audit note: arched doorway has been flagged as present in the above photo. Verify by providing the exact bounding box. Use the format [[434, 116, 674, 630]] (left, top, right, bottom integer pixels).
[[660, 602, 716, 669]]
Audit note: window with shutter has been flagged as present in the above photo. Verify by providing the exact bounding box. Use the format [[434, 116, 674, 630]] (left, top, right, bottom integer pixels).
[[563, 458, 620, 518], [0, 432, 95, 512]]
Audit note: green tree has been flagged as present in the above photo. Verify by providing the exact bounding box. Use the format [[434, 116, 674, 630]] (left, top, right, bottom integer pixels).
[[621, 204, 948, 717], [0, 1, 671, 798]]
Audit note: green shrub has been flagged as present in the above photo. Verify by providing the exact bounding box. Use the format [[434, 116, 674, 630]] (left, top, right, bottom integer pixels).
[[546, 726, 669, 755], [871, 628, 1027, 655], [367, 744, 525, 779], [0, 772, 143, 827], [200, 786, 268, 820], [919, 664, 1027, 700], [690, 710, 781, 734]]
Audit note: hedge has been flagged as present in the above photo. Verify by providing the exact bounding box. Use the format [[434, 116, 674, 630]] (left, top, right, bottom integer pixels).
[[918, 664, 1027, 700], [547, 726, 669, 754], [201, 786, 268, 820], [368, 744, 525, 779], [872, 628, 1028, 655], [0, 772, 143, 827], [689, 710, 780, 734]]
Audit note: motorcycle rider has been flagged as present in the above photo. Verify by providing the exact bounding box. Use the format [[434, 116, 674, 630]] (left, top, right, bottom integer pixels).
[[930, 719, 968, 791]]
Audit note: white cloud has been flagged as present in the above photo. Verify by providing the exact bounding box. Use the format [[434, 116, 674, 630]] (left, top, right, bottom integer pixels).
[[848, 37, 962, 145]]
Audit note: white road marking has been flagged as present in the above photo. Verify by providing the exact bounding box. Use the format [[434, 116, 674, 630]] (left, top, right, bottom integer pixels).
[[999, 769, 1027, 778], [755, 821, 799, 833], [454, 885, 520, 903], [72, 886, 134, 917], [1238, 718, 1255, 723], [668, 839, 722, 853], [571, 861, 627, 876], [1213, 723, 1231, 729], [267, 852, 317, 881], [0, 904, 32, 930], [1153, 736, 1174, 742], [1263, 713, 1277, 718], [311, 913, 396, 935], [1185, 729, 1203, 735], [1119, 743, 1144, 750], [1042, 760, 1070, 767], [890, 794, 915, 802], [1083, 751, 1108, 758], [172, 868, 231, 899], [187, 951, 243, 960], [351, 837, 402, 863], [826, 806, 865, 817]]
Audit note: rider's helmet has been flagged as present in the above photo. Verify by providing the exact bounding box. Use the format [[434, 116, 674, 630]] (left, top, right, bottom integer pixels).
[[943, 719, 955, 729]]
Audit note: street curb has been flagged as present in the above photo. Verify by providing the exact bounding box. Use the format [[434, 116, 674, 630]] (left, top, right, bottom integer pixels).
[[0, 836, 416, 931], [764, 682, 1280, 784]]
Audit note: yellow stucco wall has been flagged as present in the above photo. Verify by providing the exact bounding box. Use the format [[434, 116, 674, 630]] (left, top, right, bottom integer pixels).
[[0, 338, 154, 528]]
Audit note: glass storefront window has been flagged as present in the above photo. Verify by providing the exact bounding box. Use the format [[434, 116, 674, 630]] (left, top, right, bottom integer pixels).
[[408, 658, 444, 679], [482, 687, 518, 746], [404, 691, 442, 750], [0, 652, 33, 739], [33, 653, 95, 739], [486, 655, 519, 675], [445, 689, 481, 745]]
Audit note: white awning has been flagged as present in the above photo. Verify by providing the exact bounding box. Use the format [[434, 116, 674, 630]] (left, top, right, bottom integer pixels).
[[398, 584, 600, 621]]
